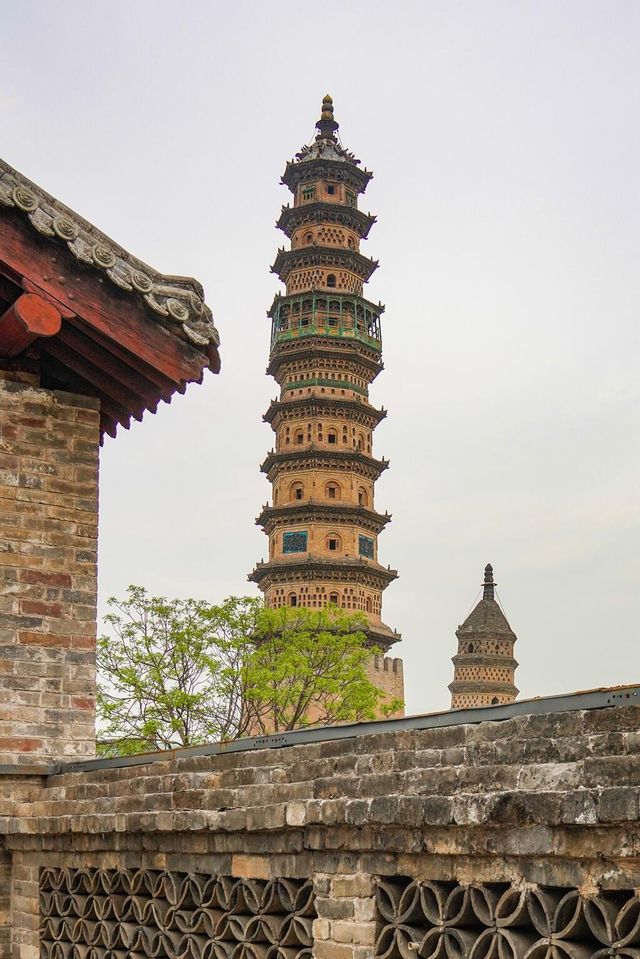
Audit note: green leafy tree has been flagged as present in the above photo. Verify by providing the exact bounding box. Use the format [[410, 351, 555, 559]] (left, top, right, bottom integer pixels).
[[97, 587, 402, 756], [97, 588, 260, 755], [244, 604, 398, 734]]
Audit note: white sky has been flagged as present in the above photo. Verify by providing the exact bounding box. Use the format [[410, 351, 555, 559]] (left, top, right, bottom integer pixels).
[[3, 0, 638, 714]]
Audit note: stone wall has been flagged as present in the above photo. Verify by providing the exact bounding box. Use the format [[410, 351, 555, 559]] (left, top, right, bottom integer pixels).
[[1, 696, 639, 957], [0, 370, 99, 766]]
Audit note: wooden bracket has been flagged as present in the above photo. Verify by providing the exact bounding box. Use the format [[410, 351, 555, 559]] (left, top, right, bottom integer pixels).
[[0, 293, 62, 358]]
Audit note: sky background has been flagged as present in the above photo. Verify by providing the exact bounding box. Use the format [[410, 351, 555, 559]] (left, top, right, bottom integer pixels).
[[2, 0, 638, 714]]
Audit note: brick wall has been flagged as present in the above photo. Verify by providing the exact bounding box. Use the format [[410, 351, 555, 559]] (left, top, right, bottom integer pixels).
[[367, 655, 404, 716], [0, 369, 99, 765], [1, 700, 639, 957]]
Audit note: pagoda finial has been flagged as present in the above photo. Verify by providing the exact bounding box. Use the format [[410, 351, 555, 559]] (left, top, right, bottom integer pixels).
[[483, 563, 495, 600], [316, 94, 339, 141]]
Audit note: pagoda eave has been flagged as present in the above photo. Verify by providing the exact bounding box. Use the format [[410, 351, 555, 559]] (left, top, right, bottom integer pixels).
[[255, 502, 391, 535], [260, 447, 390, 482], [267, 338, 383, 379], [281, 158, 372, 194], [451, 654, 519, 670], [271, 246, 379, 282], [263, 396, 387, 428], [249, 556, 398, 590], [448, 680, 520, 698], [276, 203, 376, 239]]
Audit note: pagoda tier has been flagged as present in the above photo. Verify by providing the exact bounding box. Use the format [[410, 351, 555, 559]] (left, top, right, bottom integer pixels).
[[250, 95, 401, 672], [256, 502, 391, 536], [271, 247, 379, 285], [281, 152, 372, 194], [267, 336, 383, 381], [277, 203, 376, 239], [263, 396, 387, 430], [260, 448, 389, 484]]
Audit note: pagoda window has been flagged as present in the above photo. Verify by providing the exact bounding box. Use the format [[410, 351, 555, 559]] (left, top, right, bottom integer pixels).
[[365, 597, 372, 613], [327, 535, 341, 552], [346, 190, 357, 208], [326, 274, 337, 288], [290, 482, 304, 501], [327, 184, 336, 195], [295, 431, 304, 444], [325, 482, 341, 500], [289, 594, 298, 607], [358, 487, 368, 507], [347, 237, 355, 249], [327, 429, 338, 444], [329, 592, 340, 605], [305, 233, 313, 244], [328, 317, 338, 327], [302, 186, 315, 201]]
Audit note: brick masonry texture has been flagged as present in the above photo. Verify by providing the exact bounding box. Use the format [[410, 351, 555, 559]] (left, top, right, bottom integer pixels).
[[1, 701, 640, 957], [0, 370, 99, 766]]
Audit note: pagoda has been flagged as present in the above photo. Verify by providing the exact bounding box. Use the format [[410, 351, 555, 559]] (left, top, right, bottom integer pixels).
[[250, 96, 403, 704], [449, 564, 519, 708]]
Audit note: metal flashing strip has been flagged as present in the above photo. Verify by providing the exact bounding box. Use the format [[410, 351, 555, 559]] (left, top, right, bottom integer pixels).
[[0, 684, 638, 778]]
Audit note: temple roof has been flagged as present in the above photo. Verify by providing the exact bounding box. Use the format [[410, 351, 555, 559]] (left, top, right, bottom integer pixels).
[[457, 565, 516, 637], [0, 158, 220, 438]]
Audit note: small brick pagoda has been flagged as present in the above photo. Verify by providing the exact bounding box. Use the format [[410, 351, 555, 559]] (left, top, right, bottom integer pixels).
[[449, 563, 519, 708], [0, 158, 219, 765], [250, 96, 403, 708]]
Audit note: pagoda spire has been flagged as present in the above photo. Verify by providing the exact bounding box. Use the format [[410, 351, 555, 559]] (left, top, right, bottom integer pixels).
[[316, 94, 339, 141], [483, 563, 495, 600]]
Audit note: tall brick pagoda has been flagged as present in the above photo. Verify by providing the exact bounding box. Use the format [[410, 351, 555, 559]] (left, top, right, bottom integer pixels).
[[449, 564, 519, 708], [250, 96, 403, 705]]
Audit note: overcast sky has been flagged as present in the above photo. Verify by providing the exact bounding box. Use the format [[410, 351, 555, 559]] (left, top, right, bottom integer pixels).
[[3, 0, 638, 714]]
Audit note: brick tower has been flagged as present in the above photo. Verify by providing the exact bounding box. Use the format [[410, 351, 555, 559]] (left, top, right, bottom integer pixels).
[[250, 96, 403, 707], [449, 564, 518, 708]]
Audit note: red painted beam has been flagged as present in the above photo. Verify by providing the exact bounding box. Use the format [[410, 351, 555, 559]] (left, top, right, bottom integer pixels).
[[0, 293, 61, 358], [0, 216, 209, 386]]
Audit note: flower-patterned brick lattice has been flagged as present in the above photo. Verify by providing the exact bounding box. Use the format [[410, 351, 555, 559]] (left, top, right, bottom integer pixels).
[[40, 867, 315, 959], [375, 877, 640, 959], [359, 534, 374, 558], [283, 531, 308, 554]]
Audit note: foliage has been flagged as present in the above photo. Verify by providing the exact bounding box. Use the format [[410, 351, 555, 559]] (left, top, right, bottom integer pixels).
[[97, 587, 402, 755], [244, 604, 395, 734]]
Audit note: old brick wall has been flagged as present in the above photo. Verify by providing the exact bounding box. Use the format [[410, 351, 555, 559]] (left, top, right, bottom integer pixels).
[[0, 369, 99, 766], [1, 700, 639, 957]]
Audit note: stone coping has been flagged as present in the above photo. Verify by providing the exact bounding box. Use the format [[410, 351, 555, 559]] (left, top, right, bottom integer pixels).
[[1, 682, 637, 778]]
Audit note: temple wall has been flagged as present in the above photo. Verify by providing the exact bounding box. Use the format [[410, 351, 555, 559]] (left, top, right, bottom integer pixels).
[[0, 370, 99, 766], [1, 700, 639, 957]]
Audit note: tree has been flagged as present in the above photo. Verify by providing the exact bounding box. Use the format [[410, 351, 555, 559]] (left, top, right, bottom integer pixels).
[[97, 587, 402, 755], [96, 588, 260, 755], [243, 604, 395, 734]]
